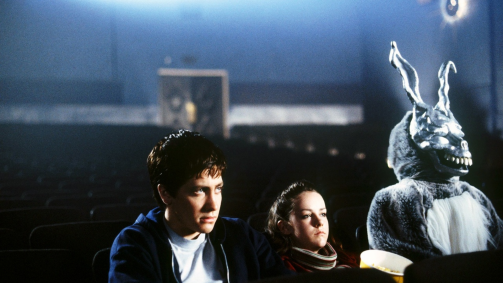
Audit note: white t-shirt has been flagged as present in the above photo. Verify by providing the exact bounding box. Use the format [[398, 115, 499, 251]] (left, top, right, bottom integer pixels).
[[165, 221, 226, 283]]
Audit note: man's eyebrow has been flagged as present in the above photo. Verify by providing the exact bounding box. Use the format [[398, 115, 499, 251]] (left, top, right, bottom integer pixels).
[[192, 182, 224, 188]]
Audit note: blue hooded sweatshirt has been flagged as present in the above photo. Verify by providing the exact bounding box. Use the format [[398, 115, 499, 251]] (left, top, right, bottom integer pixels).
[[109, 207, 292, 282]]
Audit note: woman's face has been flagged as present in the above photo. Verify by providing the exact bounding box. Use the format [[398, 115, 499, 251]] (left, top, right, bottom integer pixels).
[[287, 191, 329, 253]]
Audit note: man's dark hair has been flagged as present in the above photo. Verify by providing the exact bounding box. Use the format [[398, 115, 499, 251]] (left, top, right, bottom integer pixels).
[[147, 129, 227, 208]]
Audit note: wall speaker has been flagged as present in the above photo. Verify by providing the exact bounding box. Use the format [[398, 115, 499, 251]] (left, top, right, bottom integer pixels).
[[158, 69, 229, 138]]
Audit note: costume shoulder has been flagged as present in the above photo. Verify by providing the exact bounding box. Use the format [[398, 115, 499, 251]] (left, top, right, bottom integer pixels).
[[367, 179, 441, 262]]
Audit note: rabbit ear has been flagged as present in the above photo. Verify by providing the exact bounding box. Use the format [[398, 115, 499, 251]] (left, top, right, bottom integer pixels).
[[389, 41, 426, 108], [435, 61, 457, 116]]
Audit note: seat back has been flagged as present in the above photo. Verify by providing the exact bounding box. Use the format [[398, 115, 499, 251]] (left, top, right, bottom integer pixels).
[[247, 212, 269, 232], [355, 224, 369, 254], [0, 249, 90, 283], [404, 249, 503, 283], [255, 197, 276, 213], [0, 228, 28, 250], [21, 189, 85, 202], [90, 203, 154, 222], [29, 220, 129, 266], [46, 195, 124, 213], [328, 193, 373, 212], [332, 205, 370, 252], [220, 197, 256, 220], [93, 247, 111, 283], [126, 192, 156, 204], [0, 199, 45, 210], [255, 267, 395, 283], [0, 207, 87, 241]]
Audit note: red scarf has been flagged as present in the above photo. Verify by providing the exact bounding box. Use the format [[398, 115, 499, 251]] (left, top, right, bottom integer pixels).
[[281, 243, 338, 273]]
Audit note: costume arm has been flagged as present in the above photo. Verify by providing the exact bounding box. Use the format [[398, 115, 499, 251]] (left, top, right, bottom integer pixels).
[[367, 186, 441, 262]]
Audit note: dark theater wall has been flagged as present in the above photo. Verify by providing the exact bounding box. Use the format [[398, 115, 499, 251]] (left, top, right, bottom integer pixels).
[[0, 0, 121, 104], [0, 0, 501, 133], [357, 0, 503, 134], [0, 1, 363, 105]]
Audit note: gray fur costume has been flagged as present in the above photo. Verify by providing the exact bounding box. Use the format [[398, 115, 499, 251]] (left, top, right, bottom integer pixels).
[[367, 42, 503, 262]]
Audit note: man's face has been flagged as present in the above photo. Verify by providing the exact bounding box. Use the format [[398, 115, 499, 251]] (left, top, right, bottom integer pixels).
[[160, 171, 223, 239]]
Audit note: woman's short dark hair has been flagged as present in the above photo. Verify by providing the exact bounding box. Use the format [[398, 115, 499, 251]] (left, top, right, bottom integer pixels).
[[265, 180, 317, 255], [147, 129, 227, 208]]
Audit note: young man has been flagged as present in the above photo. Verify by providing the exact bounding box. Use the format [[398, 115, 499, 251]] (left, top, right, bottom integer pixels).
[[109, 130, 291, 282]]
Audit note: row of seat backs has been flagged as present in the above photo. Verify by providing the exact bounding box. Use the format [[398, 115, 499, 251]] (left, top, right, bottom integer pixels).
[[1, 208, 501, 282], [0, 249, 391, 283], [0, 191, 155, 210], [0, 249, 91, 283], [91, 249, 503, 283], [2, 192, 275, 222], [0, 220, 130, 283], [253, 249, 503, 283], [0, 206, 152, 245], [3, 241, 502, 283]]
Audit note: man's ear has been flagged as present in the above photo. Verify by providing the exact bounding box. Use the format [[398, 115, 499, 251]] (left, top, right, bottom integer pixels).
[[158, 184, 173, 206], [277, 220, 293, 235]]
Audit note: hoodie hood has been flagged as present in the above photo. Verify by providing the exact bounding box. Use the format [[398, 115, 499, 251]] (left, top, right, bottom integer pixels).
[[137, 207, 227, 244]]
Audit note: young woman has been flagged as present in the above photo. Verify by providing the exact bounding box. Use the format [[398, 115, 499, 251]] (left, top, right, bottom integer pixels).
[[265, 180, 357, 272]]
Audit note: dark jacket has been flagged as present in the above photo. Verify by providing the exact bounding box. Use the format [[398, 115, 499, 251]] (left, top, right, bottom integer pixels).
[[109, 207, 291, 282]]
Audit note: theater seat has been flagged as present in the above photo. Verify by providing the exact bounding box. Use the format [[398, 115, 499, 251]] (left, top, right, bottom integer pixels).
[[247, 212, 269, 232], [0, 228, 28, 250], [332, 206, 370, 252], [0, 249, 90, 283], [0, 207, 87, 243], [0, 199, 45, 210], [220, 197, 256, 220], [29, 220, 129, 266], [252, 267, 395, 283], [90, 203, 155, 222], [46, 195, 124, 213], [93, 247, 111, 283], [355, 224, 369, 254], [404, 249, 503, 283], [255, 197, 276, 213], [127, 192, 155, 204]]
